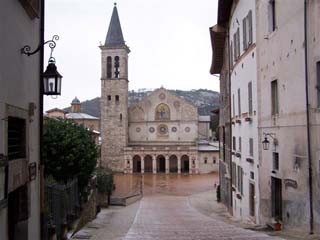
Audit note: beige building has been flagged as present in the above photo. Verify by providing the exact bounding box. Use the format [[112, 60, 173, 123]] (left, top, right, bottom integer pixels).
[[211, 0, 320, 234], [0, 0, 42, 239], [100, 4, 218, 174]]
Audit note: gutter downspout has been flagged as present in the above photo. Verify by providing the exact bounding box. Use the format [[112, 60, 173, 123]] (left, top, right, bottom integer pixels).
[[304, 0, 314, 235], [226, 29, 233, 215]]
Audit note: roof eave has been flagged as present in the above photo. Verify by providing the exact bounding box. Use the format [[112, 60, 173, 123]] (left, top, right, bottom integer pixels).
[[209, 25, 227, 75]]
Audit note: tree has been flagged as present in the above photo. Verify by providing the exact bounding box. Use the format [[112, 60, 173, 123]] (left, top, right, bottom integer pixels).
[[43, 117, 97, 191]]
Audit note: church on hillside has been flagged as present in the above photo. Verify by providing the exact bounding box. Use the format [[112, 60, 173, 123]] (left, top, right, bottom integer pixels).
[[100, 4, 218, 174]]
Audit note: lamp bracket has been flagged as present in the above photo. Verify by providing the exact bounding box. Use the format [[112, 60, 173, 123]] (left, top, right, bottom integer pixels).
[[21, 35, 59, 60], [263, 132, 277, 140]]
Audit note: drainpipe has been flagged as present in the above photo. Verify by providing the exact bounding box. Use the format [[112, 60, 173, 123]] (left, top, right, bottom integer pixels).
[[304, 0, 313, 235], [226, 29, 233, 215], [39, 0, 45, 238]]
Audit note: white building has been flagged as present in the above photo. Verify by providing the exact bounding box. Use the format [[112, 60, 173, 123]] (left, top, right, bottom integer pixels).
[[229, 0, 260, 223], [0, 0, 42, 239]]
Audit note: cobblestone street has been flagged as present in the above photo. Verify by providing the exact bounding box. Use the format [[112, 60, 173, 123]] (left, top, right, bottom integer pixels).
[[73, 174, 286, 240], [123, 194, 282, 240]]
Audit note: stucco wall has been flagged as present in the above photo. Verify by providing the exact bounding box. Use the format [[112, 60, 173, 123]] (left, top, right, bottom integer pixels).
[[307, 0, 320, 233], [229, 0, 260, 223], [198, 151, 219, 174], [0, 0, 41, 239], [257, 0, 310, 230]]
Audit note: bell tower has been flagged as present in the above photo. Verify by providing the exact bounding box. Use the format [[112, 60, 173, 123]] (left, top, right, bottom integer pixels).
[[100, 3, 130, 171]]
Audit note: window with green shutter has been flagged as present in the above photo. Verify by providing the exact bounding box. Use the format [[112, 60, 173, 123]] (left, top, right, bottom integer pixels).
[[248, 81, 253, 115], [317, 62, 320, 108]]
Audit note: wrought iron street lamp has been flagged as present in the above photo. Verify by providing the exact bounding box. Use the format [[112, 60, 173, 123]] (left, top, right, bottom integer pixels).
[[262, 132, 277, 151], [262, 137, 270, 151], [42, 57, 62, 95], [21, 35, 62, 96]]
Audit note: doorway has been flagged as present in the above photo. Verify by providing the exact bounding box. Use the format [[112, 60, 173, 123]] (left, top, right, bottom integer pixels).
[[8, 184, 29, 240], [249, 183, 255, 217], [271, 177, 282, 220]]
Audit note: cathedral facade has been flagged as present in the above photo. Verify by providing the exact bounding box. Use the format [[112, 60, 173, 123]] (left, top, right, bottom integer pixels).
[[100, 4, 218, 174]]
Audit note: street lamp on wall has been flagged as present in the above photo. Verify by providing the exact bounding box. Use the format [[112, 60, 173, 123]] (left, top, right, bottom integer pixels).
[[262, 132, 278, 151], [21, 35, 63, 96]]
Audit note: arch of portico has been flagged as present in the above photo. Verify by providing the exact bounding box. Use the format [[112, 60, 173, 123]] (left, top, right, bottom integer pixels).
[[132, 155, 142, 173], [125, 151, 198, 174], [169, 155, 178, 173]]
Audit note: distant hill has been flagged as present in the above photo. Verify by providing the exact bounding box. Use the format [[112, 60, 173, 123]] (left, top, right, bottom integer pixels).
[[64, 89, 220, 117]]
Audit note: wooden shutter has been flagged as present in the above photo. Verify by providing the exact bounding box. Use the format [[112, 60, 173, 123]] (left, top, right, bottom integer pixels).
[[249, 138, 253, 156], [248, 10, 253, 44], [233, 33, 237, 60], [232, 94, 235, 117], [248, 82, 253, 115], [230, 42, 234, 66], [237, 28, 240, 58], [238, 88, 241, 116], [317, 62, 320, 107], [243, 17, 247, 50]]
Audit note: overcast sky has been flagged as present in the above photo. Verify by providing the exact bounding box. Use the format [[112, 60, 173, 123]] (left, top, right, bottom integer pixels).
[[44, 0, 219, 111]]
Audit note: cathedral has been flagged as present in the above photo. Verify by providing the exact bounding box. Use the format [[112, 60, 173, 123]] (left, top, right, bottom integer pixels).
[[100, 4, 218, 174]]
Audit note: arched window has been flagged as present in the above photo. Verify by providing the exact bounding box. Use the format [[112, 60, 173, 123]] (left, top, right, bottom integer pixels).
[[155, 103, 170, 120], [107, 56, 112, 79], [114, 56, 120, 78]]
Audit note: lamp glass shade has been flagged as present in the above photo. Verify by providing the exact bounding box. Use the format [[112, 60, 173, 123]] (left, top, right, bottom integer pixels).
[[43, 61, 62, 96], [262, 137, 270, 150]]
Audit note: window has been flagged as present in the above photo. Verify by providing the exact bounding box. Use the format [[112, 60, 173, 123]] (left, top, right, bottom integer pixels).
[[115, 95, 119, 102], [248, 82, 253, 115], [8, 117, 26, 160], [273, 152, 279, 170], [238, 88, 241, 116], [249, 138, 253, 157], [213, 156, 216, 164], [107, 57, 112, 79], [243, 10, 253, 51], [107, 95, 111, 101], [230, 42, 234, 65], [232, 94, 235, 117], [271, 80, 279, 115], [317, 62, 320, 108], [250, 171, 254, 180], [120, 114, 122, 121], [233, 28, 241, 60], [237, 166, 243, 194], [268, 0, 276, 33], [238, 137, 242, 152], [233, 136, 236, 151], [204, 158, 207, 164], [114, 56, 120, 78], [232, 162, 237, 186]]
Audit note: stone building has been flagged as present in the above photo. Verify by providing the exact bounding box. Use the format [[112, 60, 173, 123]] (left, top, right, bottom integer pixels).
[[211, 0, 320, 234], [100, 4, 218, 174], [0, 0, 42, 239]]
